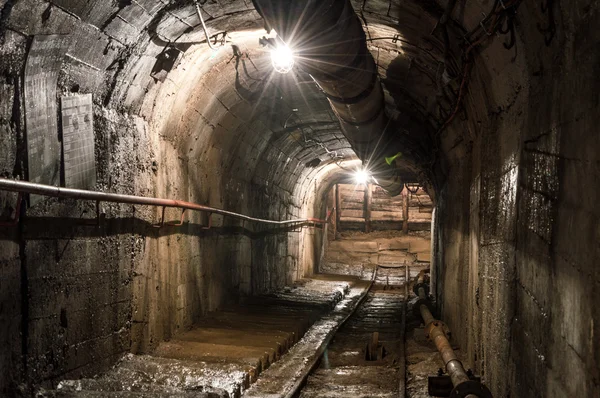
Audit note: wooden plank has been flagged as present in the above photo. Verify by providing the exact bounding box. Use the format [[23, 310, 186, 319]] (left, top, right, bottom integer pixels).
[[365, 183, 372, 233], [371, 221, 403, 230], [341, 202, 365, 210], [371, 211, 404, 221], [338, 184, 364, 194], [61, 94, 96, 189], [340, 197, 365, 204], [24, 35, 70, 204], [402, 187, 409, 234], [408, 222, 431, 231], [335, 184, 340, 237], [340, 209, 364, 218], [338, 220, 366, 230], [408, 197, 433, 207], [371, 203, 403, 212], [408, 209, 433, 220]]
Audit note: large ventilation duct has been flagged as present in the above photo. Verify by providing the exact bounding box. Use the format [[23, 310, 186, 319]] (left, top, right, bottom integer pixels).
[[252, 0, 404, 196]]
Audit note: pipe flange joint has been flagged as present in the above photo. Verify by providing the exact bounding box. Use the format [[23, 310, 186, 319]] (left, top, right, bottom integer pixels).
[[450, 380, 493, 398], [413, 282, 430, 297], [413, 298, 435, 319], [424, 319, 451, 341]]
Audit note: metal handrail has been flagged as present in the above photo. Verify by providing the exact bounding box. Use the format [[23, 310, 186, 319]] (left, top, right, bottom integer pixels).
[[0, 178, 330, 226]]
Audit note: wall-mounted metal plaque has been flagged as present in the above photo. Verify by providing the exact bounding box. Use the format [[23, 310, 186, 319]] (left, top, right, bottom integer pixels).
[[24, 35, 70, 205], [61, 94, 96, 189]]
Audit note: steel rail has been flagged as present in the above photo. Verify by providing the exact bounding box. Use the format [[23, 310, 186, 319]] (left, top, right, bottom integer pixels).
[[0, 178, 329, 226], [283, 265, 379, 398]]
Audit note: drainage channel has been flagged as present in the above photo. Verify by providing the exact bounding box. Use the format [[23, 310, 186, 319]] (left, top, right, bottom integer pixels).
[[297, 266, 407, 397], [37, 276, 364, 398], [244, 265, 408, 398]]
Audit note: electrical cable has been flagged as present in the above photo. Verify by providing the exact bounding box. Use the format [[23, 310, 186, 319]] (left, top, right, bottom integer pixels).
[[194, 0, 220, 51], [436, 0, 523, 136], [423, 0, 523, 184]]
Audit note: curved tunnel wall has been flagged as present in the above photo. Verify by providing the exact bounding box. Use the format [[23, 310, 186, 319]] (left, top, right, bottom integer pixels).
[[0, 0, 355, 391], [431, 1, 600, 397], [0, 0, 599, 397]]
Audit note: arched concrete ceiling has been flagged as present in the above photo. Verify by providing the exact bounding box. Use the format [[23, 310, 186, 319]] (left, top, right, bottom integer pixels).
[[2, 0, 523, 213], [116, 0, 468, 190]]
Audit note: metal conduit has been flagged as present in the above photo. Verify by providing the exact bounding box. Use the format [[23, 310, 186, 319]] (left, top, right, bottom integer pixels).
[[252, 0, 404, 196], [0, 178, 329, 226], [413, 273, 493, 398]]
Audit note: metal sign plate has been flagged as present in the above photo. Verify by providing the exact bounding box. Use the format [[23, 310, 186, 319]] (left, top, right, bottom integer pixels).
[[24, 35, 70, 205], [61, 94, 96, 189]]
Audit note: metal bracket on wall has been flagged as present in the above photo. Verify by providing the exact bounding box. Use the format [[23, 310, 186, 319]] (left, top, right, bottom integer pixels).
[[428, 371, 486, 397], [153, 207, 189, 228], [202, 212, 212, 230], [0, 193, 23, 227], [81, 200, 105, 227]]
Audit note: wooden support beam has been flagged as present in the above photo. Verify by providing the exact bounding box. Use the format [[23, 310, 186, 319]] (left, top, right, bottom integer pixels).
[[334, 184, 340, 239], [364, 183, 372, 233], [402, 186, 409, 234]]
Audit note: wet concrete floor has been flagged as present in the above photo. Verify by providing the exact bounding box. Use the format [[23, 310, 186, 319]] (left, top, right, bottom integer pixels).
[[38, 275, 366, 398], [297, 269, 406, 398], [39, 232, 441, 398]]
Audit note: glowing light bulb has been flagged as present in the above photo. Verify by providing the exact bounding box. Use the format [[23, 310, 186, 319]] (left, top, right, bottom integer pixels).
[[271, 43, 294, 73], [354, 169, 370, 185]]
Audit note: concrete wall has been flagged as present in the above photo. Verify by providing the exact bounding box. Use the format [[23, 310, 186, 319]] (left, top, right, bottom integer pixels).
[[0, 0, 342, 392], [0, 0, 598, 396], [434, 1, 600, 397]]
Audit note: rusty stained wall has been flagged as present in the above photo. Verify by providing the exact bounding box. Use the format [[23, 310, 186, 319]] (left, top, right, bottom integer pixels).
[[0, 0, 598, 396], [0, 0, 328, 393], [434, 1, 600, 397]]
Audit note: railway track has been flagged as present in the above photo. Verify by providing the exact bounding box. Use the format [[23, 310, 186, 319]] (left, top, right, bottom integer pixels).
[[297, 265, 408, 398]]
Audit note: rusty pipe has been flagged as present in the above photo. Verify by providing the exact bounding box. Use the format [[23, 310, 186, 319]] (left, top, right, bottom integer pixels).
[[417, 279, 484, 398], [427, 320, 471, 387], [421, 304, 475, 396], [0, 178, 328, 226], [419, 301, 435, 326], [252, 0, 404, 196]]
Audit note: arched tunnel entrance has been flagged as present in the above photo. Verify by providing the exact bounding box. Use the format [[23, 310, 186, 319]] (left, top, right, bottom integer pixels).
[[0, 0, 598, 397]]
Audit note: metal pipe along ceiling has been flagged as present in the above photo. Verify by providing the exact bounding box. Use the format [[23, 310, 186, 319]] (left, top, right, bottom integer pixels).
[[252, 0, 404, 196]]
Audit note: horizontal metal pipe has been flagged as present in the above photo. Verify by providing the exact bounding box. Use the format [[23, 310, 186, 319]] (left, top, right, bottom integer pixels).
[[0, 178, 328, 226]]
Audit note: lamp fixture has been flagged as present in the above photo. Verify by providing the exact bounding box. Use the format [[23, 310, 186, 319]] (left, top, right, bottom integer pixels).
[[354, 169, 371, 185], [260, 34, 295, 74], [271, 42, 294, 73]]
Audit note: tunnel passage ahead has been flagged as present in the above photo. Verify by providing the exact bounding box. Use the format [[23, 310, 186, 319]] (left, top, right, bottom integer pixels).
[[0, 0, 600, 397]]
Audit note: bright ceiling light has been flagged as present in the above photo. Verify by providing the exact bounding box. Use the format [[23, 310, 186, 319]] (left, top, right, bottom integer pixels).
[[271, 43, 294, 73], [354, 169, 370, 185]]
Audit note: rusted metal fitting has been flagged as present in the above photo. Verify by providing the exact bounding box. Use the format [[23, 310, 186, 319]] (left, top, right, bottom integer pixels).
[[413, 281, 430, 297], [424, 319, 451, 341], [429, 375, 493, 398], [450, 380, 493, 398]]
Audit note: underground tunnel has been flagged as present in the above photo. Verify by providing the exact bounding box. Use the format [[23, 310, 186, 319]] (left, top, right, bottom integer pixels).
[[0, 0, 598, 397]]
